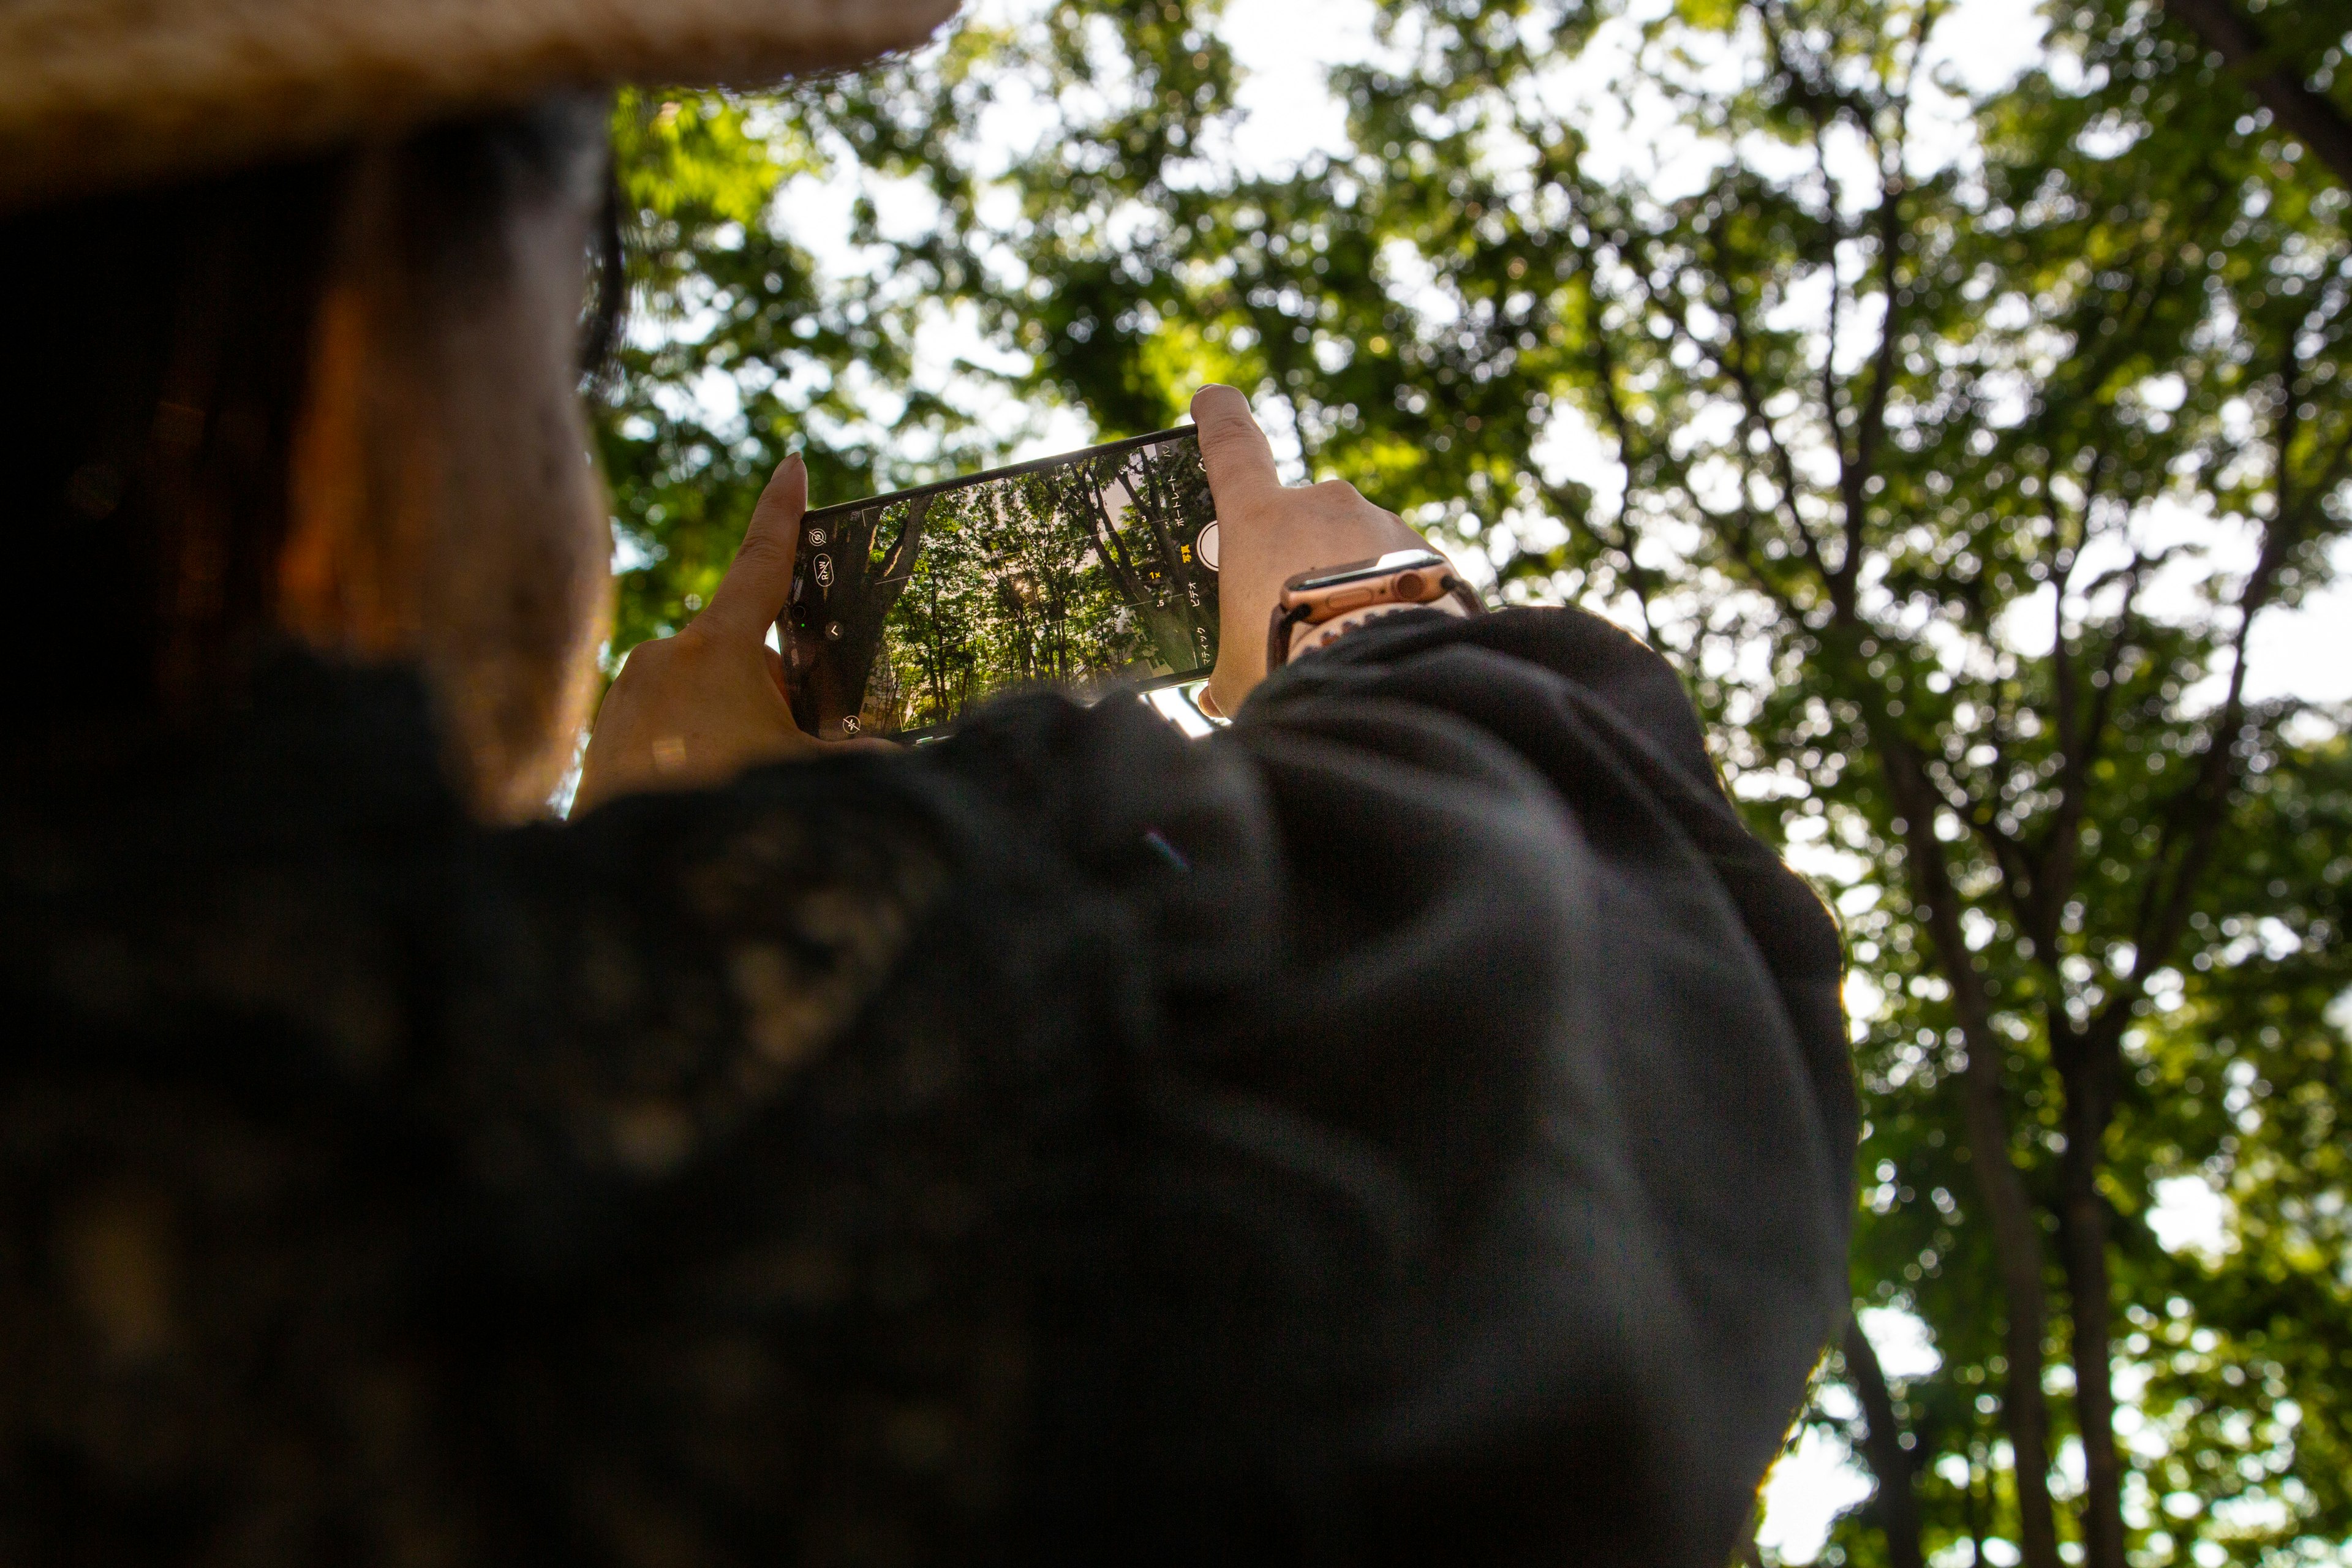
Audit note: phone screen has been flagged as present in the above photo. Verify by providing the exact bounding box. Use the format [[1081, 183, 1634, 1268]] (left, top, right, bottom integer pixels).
[[778, 427, 1221, 741]]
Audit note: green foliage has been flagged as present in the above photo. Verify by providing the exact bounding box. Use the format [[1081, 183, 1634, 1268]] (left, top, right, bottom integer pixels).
[[596, 2, 2352, 1561], [594, 78, 989, 657]]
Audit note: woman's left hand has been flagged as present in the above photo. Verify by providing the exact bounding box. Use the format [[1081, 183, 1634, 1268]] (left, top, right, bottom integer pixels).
[[573, 454, 823, 813]]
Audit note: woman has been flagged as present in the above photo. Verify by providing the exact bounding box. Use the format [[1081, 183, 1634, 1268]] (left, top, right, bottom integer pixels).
[[1, 1, 1855, 1563]]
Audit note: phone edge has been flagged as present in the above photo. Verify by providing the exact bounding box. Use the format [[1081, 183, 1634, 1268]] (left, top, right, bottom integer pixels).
[[795, 424, 1201, 527]]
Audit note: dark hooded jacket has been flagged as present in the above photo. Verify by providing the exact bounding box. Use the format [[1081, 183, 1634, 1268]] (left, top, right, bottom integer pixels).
[[1, 605, 1853, 1567]]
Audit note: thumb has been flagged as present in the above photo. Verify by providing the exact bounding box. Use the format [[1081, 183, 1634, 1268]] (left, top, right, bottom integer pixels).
[[1190, 385, 1282, 515], [699, 454, 806, 641]]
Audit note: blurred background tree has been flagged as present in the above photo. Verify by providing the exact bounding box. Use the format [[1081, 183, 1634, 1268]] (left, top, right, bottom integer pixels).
[[592, 0, 2351, 1562]]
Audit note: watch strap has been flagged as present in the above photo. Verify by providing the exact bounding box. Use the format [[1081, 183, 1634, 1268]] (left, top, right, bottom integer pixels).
[[1285, 595, 1472, 662]]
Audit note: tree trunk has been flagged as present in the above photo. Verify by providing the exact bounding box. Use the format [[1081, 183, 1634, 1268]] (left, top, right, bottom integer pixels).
[[1871, 727, 2065, 1568], [1844, 1317, 1928, 1568], [1067, 466, 1197, 669], [2057, 1030, 2128, 1568], [1956, 1047, 2064, 1568], [796, 495, 927, 737], [1132, 456, 1212, 659], [1966, 1450, 1988, 1568]]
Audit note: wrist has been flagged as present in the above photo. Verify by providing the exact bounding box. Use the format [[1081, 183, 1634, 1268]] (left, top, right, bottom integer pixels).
[[1265, 548, 1483, 671], [1285, 594, 1472, 661]]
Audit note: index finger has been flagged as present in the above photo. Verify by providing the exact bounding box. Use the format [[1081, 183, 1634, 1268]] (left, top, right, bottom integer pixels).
[[699, 453, 806, 641], [1190, 385, 1283, 514]]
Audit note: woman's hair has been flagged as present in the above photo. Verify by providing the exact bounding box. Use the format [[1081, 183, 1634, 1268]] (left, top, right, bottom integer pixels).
[[0, 94, 614, 731]]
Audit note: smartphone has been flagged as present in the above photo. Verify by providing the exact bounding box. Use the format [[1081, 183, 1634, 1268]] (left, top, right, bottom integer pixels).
[[778, 427, 1221, 741]]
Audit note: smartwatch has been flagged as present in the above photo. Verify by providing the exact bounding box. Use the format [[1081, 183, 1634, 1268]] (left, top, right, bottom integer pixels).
[[1266, 548, 1483, 669]]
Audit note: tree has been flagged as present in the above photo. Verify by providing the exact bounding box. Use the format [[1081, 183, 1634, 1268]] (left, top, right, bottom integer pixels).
[[597, 2, 2352, 1561], [2154, 0, 2352, 191]]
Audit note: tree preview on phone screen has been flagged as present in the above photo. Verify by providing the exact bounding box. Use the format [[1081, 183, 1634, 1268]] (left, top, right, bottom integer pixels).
[[779, 427, 1221, 740]]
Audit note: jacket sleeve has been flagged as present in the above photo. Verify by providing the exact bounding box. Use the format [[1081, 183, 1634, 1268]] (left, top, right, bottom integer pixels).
[[915, 604, 1858, 1565]]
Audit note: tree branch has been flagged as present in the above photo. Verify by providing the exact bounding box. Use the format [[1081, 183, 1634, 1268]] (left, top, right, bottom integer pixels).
[[1574, 246, 1668, 638], [2162, 0, 2352, 192], [1721, 309, 1846, 606]]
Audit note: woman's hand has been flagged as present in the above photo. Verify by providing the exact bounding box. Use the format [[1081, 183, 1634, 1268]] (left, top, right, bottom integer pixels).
[[575, 394, 1431, 809], [1191, 385, 1432, 718], [572, 455, 821, 813]]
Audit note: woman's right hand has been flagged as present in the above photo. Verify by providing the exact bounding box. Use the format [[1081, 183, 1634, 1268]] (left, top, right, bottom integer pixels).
[[1189, 385, 1433, 717]]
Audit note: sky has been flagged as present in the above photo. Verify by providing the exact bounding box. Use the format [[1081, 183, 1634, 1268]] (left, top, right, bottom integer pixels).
[[760, 6, 2348, 1554]]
